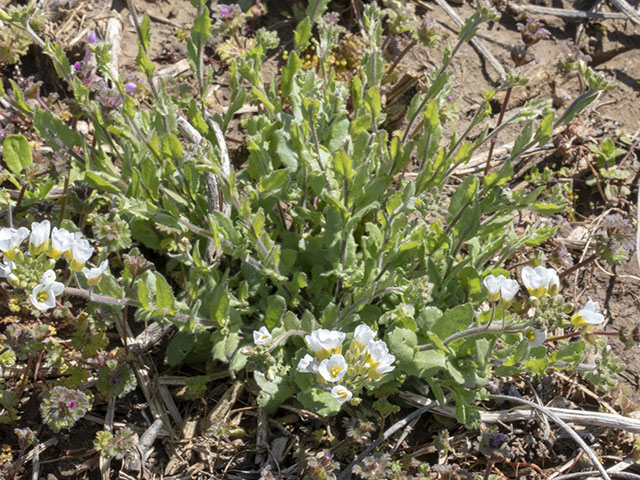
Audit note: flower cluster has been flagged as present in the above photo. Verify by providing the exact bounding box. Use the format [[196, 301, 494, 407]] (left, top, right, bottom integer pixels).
[[521, 265, 559, 298], [40, 386, 92, 433], [516, 18, 550, 47], [296, 325, 396, 405], [0, 221, 107, 311], [482, 274, 518, 307], [509, 17, 549, 67]]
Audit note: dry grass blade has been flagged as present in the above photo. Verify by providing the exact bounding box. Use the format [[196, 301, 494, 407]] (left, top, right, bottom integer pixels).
[[553, 473, 640, 480], [490, 394, 611, 480], [431, 0, 505, 79], [337, 402, 438, 480], [607, 0, 640, 24], [509, 4, 627, 20], [400, 390, 640, 433]]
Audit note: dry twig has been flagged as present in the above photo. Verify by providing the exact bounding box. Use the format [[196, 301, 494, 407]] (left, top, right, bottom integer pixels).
[[432, 0, 505, 80], [509, 4, 627, 20]]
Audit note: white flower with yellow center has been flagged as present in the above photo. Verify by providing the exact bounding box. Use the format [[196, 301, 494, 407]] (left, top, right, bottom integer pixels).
[[523, 327, 546, 348], [352, 324, 376, 350], [50, 227, 75, 260], [318, 354, 348, 383], [253, 326, 273, 347], [297, 354, 319, 373], [483, 274, 519, 305], [521, 266, 559, 298], [365, 340, 395, 378], [571, 299, 604, 327], [30, 278, 64, 311], [0, 227, 29, 260], [83, 260, 108, 287], [69, 238, 94, 272], [331, 385, 353, 404], [305, 329, 345, 360], [29, 220, 51, 255]]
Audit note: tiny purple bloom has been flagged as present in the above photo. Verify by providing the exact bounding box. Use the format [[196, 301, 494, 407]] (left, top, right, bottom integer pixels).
[[219, 6, 235, 19], [124, 82, 137, 93], [87, 32, 97, 44], [69, 401, 75, 407], [74, 61, 82, 70]]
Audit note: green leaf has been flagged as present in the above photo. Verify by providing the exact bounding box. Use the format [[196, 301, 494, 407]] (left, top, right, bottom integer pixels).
[[511, 121, 533, 159], [413, 350, 447, 377], [281, 51, 302, 98], [297, 388, 341, 416], [265, 295, 287, 330], [260, 169, 289, 192], [333, 150, 354, 180], [131, 219, 161, 250], [2, 135, 32, 176], [166, 332, 196, 367], [154, 273, 176, 313], [535, 114, 553, 146], [459, 266, 484, 303], [84, 172, 122, 194], [431, 304, 474, 342], [294, 17, 312, 52], [387, 328, 417, 366], [364, 87, 381, 118]]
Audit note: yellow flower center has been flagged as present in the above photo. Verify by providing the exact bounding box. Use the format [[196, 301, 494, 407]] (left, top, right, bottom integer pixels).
[[37, 290, 50, 303], [524, 330, 537, 343], [329, 366, 343, 378]]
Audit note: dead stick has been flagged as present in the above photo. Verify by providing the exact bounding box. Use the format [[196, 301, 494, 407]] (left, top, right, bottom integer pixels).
[[510, 4, 627, 20], [433, 0, 505, 79]]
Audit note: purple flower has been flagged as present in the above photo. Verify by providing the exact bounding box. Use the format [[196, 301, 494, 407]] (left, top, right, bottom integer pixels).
[[74, 61, 82, 70], [69, 401, 75, 408], [517, 18, 550, 46], [87, 32, 97, 44], [219, 5, 237, 19], [124, 82, 137, 93]]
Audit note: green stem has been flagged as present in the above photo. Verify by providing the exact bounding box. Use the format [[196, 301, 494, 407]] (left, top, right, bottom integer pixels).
[[418, 322, 530, 351], [484, 86, 513, 176]]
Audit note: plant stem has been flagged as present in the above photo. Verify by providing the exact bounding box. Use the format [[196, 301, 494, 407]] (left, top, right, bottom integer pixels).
[[545, 330, 619, 343], [484, 86, 512, 176], [483, 460, 494, 480], [418, 322, 530, 351], [58, 174, 69, 225], [558, 253, 597, 281], [386, 39, 417, 76]]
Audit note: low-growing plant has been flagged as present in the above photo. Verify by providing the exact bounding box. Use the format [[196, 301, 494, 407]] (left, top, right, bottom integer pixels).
[[0, 0, 632, 448]]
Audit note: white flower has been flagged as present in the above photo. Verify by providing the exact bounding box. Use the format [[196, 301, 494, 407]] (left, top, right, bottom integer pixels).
[[305, 329, 345, 360], [0, 227, 29, 260], [30, 280, 65, 311], [83, 260, 108, 287], [484, 275, 520, 304], [41, 270, 57, 285], [500, 278, 519, 302], [50, 227, 75, 259], [69, 238, 94, 271], [317, 354, 348, 382], [572, 299, 605, 327], [353, 324, 376, 349], [483, 275, 502, 302], [365, 340, 396, 378], [523, 327, 546, 348], [253, 326, 273, 347], [297, 354, 319, 373], [0, 261, 14, 278], [521, 266, 560, 298], [331, 385, 353, 404], [29, 220, 51, 255]]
